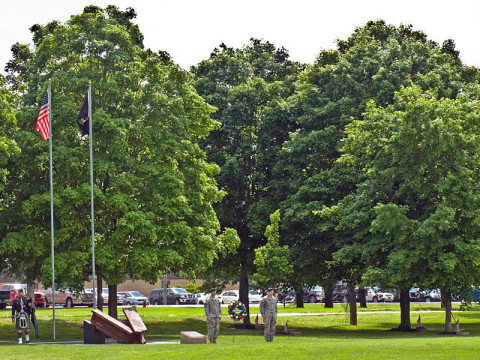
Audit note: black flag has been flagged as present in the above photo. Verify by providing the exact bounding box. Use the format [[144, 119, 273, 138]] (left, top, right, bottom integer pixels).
[[77, 95, 89, 135]]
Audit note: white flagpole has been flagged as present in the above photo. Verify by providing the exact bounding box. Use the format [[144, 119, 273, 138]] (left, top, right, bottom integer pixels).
[[88, 82, 96, 309], [48, 79, 56, 341]]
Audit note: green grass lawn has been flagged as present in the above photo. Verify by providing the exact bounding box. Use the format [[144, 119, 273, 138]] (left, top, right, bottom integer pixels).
[[0, 303, 478, 359]]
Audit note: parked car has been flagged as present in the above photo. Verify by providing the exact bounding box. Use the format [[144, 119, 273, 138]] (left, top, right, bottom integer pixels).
[[332, 283, 349, 303], [409, 288, 441, 302], [364, 287, 378, 302], [40, 288, 93, 308], [149, 288, 197, 305], [409, 288, 423, 302], [364, 287, 395, 302], [473, 288, 480, 301], [34, 292, 48, 308], [422, 289, 441, 302], [218, 290, 239, 304], [217, 290, 262, 304], [277, 289, 295, 304], [118, 291, 149, 306], [86, 288, 108, 303], [149, 289, 162, 304], [248, 290, 262, 303], [380, 288, 400, 301], [1, 284, 47, 308], [0, 289, 11, 309], [194, 292, 211, 304], [85, 288, 122, 304], [377, 290, 395, 302], [464, 287, 480, 302], [305, 286, 323, 303], [275, 286, 323, 304]]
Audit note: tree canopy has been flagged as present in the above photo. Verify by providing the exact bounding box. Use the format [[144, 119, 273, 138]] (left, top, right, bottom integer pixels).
[[0, 6, 238, 303], [0, 74, 19, 195], [192, 39, 303, 321], [331, 85, 480, 331], [2, 12, 480, 332], [275, 20, 469, 297]]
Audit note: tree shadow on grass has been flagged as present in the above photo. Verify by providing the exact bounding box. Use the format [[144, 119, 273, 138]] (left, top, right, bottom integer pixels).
[[2, 313, 479, 343], [148, 316, 480, 341], [146, 318, 270, 342], [270, 323, 480, 340], [0, 317, 85, 342]]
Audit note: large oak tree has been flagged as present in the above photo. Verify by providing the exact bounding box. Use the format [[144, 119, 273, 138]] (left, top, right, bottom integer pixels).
[[192, 39, 303, 322], [277, 20, 470, 319], [336, 85, 480, 332], [1, 5, 238, 317]]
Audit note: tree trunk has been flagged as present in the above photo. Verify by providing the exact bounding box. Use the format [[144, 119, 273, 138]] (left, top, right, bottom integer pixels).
[[441, 288, 452, 333], [348, 284, 357, 326], [324, 283, 334, 308], [358, 287, 367, 308], [239, 260, 250, 325], [163, 274, 168, 305], [108, 284, 118, 319], [397, 289, 411, 330], [295, 288, 304, 308], [96, 275, 103, 311]]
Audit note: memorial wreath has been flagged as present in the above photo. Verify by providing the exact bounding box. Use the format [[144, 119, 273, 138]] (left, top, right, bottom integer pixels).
[[228, 300, 247, 321]]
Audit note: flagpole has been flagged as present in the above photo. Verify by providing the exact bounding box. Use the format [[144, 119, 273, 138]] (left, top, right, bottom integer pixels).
[[48, 79, 56, 341], [88, 82, 96, 310]]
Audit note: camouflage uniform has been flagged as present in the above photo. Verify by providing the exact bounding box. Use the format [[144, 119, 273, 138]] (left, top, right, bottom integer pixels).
[[204, 296, 221, 341], [260, 295, 277, 342]]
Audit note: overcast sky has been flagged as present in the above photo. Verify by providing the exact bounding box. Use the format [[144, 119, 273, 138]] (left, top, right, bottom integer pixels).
[[2, 0, 480, 74]]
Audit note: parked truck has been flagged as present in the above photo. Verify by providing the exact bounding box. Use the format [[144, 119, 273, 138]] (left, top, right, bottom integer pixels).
[[1, 284, 47, 308], [40, 288, 94, 308], [0, 289, 12, 309]]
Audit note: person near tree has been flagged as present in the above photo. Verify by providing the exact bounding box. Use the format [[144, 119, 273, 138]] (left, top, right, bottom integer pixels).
[[260, 287, 278, 342], [11, 288, 33, 344], [204, 288, 221, 343]]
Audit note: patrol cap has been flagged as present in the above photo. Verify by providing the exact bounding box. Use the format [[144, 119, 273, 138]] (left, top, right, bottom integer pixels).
[[209, 288, 216, 292], [266, 287, 275, 292]]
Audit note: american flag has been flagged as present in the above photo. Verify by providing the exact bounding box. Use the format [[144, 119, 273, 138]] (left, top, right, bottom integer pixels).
[[36, 90, 50, 140]]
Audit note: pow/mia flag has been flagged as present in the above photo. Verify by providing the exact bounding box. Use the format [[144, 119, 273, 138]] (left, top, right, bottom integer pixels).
[[77, 95, 89, 135]]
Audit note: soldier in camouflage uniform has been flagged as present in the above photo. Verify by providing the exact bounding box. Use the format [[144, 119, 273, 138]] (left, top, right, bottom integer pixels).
[[204, 288, 221, 343], [260, 288, 278, 342]]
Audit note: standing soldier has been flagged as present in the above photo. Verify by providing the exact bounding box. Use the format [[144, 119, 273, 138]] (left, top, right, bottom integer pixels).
[[204, 288, 221, 343], [260, 287, 278, 342], [11, 288, 33, 344]]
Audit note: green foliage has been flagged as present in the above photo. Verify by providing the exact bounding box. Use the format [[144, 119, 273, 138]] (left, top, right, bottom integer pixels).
[[253, 210, 293, 290], [173, 283, 202, 293], [0, 74, 20, 197], [0, 6, 237, 288], [336, 85, 480, 295], [184, 283, 201, 294], [277, 19, 467, 290], [192, 39, 303, 298]]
